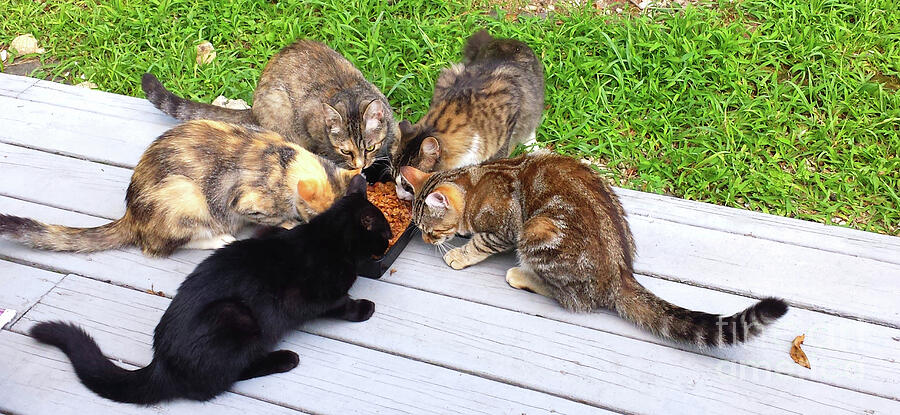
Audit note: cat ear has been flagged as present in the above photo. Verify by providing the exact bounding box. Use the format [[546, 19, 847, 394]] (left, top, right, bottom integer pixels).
[[363, 100, 385, 134], [420, 136, 440, 159], [425, 191, 449, 210], [346, 174, 368, 197], [360, 209, 380, 231], [399, 166, 434, 193], [399, 120, 417, 139], [322, 103, 343, 135]]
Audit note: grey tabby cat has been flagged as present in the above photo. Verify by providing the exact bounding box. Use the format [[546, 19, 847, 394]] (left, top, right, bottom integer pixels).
[[400, 154, 788, 347], [143, 39, 400, 171]]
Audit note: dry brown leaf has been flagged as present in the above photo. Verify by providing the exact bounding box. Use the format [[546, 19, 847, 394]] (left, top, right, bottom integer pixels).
[[389, 268, 398, 275], [195, 41, 216, 65], [10, 34, 45, 55], [790, 334, 811, 369]]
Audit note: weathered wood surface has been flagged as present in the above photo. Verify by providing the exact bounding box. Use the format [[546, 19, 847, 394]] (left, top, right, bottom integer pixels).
[[1, 72, 899, 414]]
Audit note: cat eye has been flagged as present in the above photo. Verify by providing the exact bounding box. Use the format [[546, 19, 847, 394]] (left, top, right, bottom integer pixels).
[[341, 149, 352, 156], [366, 144, 376, 152]]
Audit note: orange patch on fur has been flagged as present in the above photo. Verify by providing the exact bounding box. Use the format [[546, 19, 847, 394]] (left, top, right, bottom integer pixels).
[[433, 183, 464, 212], [400, 166, 434, 192]]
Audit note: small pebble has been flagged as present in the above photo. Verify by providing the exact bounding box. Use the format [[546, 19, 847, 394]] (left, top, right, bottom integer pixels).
[[75, 81, 98, 89], [10, 34, 45, 55], [196, 41, 216, 65]]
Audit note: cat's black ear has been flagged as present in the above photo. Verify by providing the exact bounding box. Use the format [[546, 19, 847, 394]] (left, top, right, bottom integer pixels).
[[346, 174, 368, 197], [360, 209, 377, 231]]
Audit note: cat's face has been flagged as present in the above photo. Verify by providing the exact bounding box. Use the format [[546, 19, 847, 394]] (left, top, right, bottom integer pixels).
[[323, 99, 389, 170], [399, 167, 465, 245], [393, 121, 441, 201], [339, 175, 393, 256]]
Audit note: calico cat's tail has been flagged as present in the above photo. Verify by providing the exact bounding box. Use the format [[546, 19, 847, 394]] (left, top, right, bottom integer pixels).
[[0, 214, 133, 252], [615, 275, 788, 347], [30, 321, 173, 404], [142, 73, 256, 125]]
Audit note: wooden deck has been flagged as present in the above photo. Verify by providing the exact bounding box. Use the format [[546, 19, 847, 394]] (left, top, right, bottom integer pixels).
[[0, 72, 898, 414]]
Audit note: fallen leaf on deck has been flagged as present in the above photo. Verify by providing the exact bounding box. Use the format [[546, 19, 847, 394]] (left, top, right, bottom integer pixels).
[[196, 41, 216, 65], [10, 34, 45, 55], [790, 334, 810, 369], [389, 268, 397, 275]]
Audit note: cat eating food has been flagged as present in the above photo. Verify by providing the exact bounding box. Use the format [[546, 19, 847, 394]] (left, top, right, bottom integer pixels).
[[143, 39, 400, 172], [393, 29, 545, 200], [0, 120, 358, 257], [30, 175, 391, 404], [400, 154, 788, 347]]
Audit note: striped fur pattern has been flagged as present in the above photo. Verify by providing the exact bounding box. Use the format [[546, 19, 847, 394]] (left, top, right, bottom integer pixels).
[[142, 39, 400, 171], [400, 154, 788, 347], [393, 29, 544, 200], [0, 120, 357, 257]]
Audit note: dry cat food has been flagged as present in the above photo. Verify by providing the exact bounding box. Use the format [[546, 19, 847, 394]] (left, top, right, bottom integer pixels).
[[367, 182, 412, 247]]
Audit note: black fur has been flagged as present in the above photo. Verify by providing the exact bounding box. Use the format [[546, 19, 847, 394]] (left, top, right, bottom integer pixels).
[[30, 175, 392, 404]]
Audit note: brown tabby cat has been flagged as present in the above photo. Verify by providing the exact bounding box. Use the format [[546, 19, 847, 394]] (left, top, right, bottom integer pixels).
[[393, 29, 544, 200], [142, 39, 400, 171], [400, 154, 788, 347], [0, 120, 358, 257]]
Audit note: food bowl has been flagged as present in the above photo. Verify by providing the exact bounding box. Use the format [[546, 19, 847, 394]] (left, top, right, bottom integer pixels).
[[357, 180, 418, 279]]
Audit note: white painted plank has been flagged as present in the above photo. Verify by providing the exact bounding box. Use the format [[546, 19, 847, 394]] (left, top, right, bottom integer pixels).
[[3, 146, 897, 329], [14, 275, 608, 415], [2, 72, 898, 266], [3, 193, 900, 400], [0, 73, 177, 124], [616, 187, 900, 265], [392, 241, 900, 400], [0, 258, 63, 317], [0, 142, 130, 218], [0, 73, 39, 97], [0, 95, 174, 167], [0, 331, 302, 415]]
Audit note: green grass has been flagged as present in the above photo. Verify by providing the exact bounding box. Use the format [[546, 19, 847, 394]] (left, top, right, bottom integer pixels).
[[1, 0, 898, 235]]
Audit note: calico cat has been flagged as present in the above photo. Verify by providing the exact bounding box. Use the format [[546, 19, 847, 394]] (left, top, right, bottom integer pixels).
[[400, 154, 788, 347], [142, 39, 400, 172], [0, 120, 358, 257], [30, 175, 391, 404], [393, 29, 544, 200]]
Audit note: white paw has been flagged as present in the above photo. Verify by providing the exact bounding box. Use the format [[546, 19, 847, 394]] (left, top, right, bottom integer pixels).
[[185, 234, 236, 250], [443, 248, 470, 270]]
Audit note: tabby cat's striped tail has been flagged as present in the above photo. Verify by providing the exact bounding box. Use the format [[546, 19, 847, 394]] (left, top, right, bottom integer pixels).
[[0, 214, 133, 252], [615, 275, 788, 347], [141, 73, 256, 125]]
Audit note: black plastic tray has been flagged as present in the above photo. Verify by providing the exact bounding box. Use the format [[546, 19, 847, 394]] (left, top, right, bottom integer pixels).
[[357, 224, 419, 279]]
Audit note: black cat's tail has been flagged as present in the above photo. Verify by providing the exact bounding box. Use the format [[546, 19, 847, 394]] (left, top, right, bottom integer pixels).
[[462, 29, 495, 64], [142, 73, 256, 125], [614, 274, 788, 348], [30, 321, 174, 404], [0, 214, 134, 252]]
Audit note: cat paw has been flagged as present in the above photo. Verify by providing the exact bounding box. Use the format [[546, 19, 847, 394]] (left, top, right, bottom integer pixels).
[[443, 248, 471, 270], [269, 350, 300, 373], [505, 267, 530, 290], [346, 299, 376, 322]]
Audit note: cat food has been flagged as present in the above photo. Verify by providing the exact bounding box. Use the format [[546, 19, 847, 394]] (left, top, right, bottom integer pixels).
[[368, 182, 412, 246]]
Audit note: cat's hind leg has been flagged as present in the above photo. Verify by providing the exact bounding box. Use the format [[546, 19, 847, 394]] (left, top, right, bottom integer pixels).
[[238, 350, 300, 381], [506, 266, 554, 297]]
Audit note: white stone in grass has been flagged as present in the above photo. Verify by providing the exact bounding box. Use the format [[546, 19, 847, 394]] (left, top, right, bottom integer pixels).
[[638, 0, 653, 9], [75, 81, 98, 89], [211, 95, 250, 110], [0, 50, 7, 62], [10, 34, 45, 55], [196, 41, 216, 65]]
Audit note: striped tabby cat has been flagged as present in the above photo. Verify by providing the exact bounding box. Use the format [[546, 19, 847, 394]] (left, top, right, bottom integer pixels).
[[0, 120, 358, 257], [393, 29, 544, 200], [400, 154, 788, 347], [143, 39, 399, 172]]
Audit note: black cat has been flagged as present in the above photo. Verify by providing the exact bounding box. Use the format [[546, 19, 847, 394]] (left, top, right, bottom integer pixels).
[[30, 175, 391, 404]]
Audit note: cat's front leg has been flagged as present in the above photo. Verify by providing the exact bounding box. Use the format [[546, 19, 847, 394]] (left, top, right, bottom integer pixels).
[[443, 232, 513, 270], [324, 295, 375, 322]]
